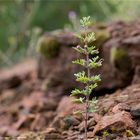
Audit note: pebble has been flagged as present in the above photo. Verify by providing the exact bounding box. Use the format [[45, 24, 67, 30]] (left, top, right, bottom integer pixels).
[[131, 104, 140, 117]]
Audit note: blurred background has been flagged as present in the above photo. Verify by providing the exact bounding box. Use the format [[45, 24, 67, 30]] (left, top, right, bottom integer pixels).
[[0, 0, 140, 67]]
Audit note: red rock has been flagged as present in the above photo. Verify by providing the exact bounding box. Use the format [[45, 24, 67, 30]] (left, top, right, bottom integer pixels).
[[132, 66, 140, 84], [44, 133, 62, 140], [130, 135, 140, 140], [87, 131, 94, 138], [45, 127, 58, 134], [112, 103, 130, 113], [13, 114, 35, 130], [30, 113, 48, 131], [78, 118, 96, 132], [19, 91, 57, 112], [122, 35, 140, 45], [130, 103, 140, 117], [97, 84, 140, 116], [93, 111, 136, 135], [56, 96, 83, 116], [0, 59, 37, 90], [49, 96, 83, 130], [93, 113, 102, 123]]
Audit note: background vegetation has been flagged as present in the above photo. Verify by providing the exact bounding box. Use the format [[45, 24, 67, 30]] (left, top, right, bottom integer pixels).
[[0, 0, 140, 67]]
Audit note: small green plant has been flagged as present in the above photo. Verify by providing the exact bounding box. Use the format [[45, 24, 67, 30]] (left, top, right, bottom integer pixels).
[[125, 129, 135, 137], [71, 16, 103, 140], [102, 130, 109, 137]]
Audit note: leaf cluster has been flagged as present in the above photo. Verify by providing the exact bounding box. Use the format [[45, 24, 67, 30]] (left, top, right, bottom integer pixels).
[[74, 71, 101, 84], [88, 98, 98, 113], [71, 16, 102, 114], [72, 56, 103, 69], [80, 16, 91, 27]]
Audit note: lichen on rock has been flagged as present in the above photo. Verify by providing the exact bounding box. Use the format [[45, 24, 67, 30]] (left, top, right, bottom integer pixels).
[[36, 35, 60, 59]]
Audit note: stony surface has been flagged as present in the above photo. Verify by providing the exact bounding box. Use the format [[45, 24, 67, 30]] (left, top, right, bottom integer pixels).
[[93, 111, 136, 135], [37, 20, 140, 96], [132, 66, 140, 84], [0, 59, 37, 91], [130, 135, 140, 140], [131, 104, 140, 117], [0, 20, 140, 140]]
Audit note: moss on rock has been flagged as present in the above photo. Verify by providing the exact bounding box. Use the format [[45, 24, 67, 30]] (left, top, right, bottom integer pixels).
[[36, 36, 60, 59], [110, 47, 132, 72], [111, 47, 128, 62], [94, 30, 110, 47]]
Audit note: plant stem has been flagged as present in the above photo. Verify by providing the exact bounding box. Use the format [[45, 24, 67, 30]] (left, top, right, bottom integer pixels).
[[85, 53, 90, 140], [85, 98, 88, 140]]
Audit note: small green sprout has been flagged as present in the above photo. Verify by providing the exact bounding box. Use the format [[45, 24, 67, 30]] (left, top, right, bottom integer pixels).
[[125, 129, 135, 137], [71, 16, 103, 140]]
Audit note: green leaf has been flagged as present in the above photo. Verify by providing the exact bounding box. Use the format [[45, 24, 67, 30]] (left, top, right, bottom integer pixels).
[[92, 56, 99, 62], [71, 88, 83, 96], [88, 98, 98, 113], [89, 58, 103, 68], [73, 110, 83, 115], [89, 83, 98, 90], [74, 34, 84, 41], [80, 19, 84, 26], [85, 32, 96, 43], [91, 49, 99, 55], [72, 97, 85, 104], [86, 46, 96, 54], [80, 16, 91, 27], [90, 75, 101, 83], [85, 45, 99, 55], [71, 88, 89, 96], [74, 71, 89, 84], [84, 83, 98, 95], [72, 45, 86, 54], [72, 59, 87, 67], [72, 59, 83, 65], [89, 97, 98, 105]]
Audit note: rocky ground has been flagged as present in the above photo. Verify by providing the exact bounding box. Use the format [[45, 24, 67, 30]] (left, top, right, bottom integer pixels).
[[0, 20, 140, 140]]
